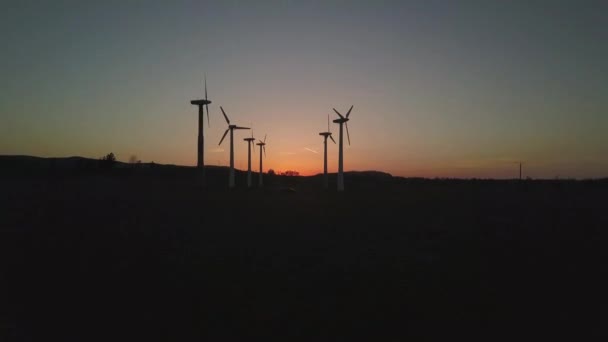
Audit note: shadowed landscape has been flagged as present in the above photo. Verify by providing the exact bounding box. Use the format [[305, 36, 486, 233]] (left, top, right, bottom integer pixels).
[[1, 156, 606, 340], [3, 1, 608, 340]]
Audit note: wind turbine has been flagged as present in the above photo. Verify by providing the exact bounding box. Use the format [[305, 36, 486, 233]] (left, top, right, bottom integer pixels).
[[189, 74, 211, 185], [244, 130, 256, 188], [319, 114, 336, 189], [519, 161, 524, 180], [332, 105, 353, 192], [218, 106, 250, 188], [256, 134, 267, 187]]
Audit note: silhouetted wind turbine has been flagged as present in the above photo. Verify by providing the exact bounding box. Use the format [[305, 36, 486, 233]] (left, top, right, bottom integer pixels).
[[256, 134, 267, 187], [244, 130, 256, 188], [189, 74, 211, 185], [218, 106, 250, 188], [519, 161, 523, 180], [333, 105, 353, 192], [319, 114, 336, 189]]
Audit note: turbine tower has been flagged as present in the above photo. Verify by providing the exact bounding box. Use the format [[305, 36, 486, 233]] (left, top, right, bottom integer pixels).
[[218, 106, 250, 188], [332, 105, 354, 192], [519, 161, 524, 180], [244, 130, 256, 188], [319, 114, 336, 189], [256, 134, 267, 187], [189, 75, 211, 185]]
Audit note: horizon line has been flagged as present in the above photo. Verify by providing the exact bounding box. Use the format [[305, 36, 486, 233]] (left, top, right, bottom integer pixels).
[[1, 154, 607, 181]]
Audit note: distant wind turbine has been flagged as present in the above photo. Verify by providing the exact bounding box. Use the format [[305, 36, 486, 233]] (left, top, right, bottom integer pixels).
[[189, 74, 211, 185], [319, 114, 336, 189], [218, 106, 250, 188], [519, 161, 524, 180], [332, 105, 354, 192], [256, 134, 267, 187], [244, 130, 256, 188]]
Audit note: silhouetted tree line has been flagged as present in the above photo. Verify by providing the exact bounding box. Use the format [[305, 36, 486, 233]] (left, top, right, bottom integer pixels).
[[100, 152, 116, 169], [280, 170, 299, 176]]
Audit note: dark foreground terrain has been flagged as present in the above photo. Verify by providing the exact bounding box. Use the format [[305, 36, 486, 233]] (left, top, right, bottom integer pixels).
[[1, 157, 607, 340]]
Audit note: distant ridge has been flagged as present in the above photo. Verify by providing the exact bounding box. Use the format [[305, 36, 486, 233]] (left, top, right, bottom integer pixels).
[[0, 155, 229, 170], [2, 155, 606, 181], [343, 170, 393, 178], [314, 170, 392, 178], [0, 155, 395, 177]]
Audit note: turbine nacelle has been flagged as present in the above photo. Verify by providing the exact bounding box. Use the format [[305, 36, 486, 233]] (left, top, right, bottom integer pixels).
[[332, 105, 354, 146], [319, 132, 336, 144], [218, 106, 249, 146], [245, 130, 256, 151], [256, 134, 267, 146], [190, 99, 211, 106], [333, 105, 353, 120], [256, 134, 267, 157], [191, 74, 211, 127]]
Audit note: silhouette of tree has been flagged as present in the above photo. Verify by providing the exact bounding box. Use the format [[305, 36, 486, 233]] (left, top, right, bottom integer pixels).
[[268, 169, 275, 176], [100, 152, 116, 169], [281, 170, 299, 176]]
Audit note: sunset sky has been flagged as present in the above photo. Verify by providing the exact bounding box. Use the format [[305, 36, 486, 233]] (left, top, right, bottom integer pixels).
[[1, 1, 607, 178]]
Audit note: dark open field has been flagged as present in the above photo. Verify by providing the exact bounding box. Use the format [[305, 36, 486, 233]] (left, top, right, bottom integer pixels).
[[1, 157, 606, 340]]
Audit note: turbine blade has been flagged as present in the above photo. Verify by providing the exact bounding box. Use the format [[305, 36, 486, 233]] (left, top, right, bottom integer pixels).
[[204, 74, 208, 100], [263, 134, 267, 144], [206, 104, 210, 128], [346, 105, 353, 118], [220, 106, 230, 124], [219, 128, 229, 145], [330, 135, 336, 144], [234, 126, 250, 130], [204, 75, 210, 127], [345, 122, 351, 145], [252, 142, 255, 152], [333, 108, 344, 119], [263, 145, 266, 158]]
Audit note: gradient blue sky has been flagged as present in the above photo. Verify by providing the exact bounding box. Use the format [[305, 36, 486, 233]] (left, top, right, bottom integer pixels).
[[1, 0, 607, 178]]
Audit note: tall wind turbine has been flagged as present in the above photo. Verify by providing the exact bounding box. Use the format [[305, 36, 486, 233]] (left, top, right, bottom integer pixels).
[[189, 75, 211, 185], [319, 114, 336, 189], [244, 130, 256, 188], [218, 106, 250, 188], [332, 105, 354, 192], [256, 134, 267, 187]]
